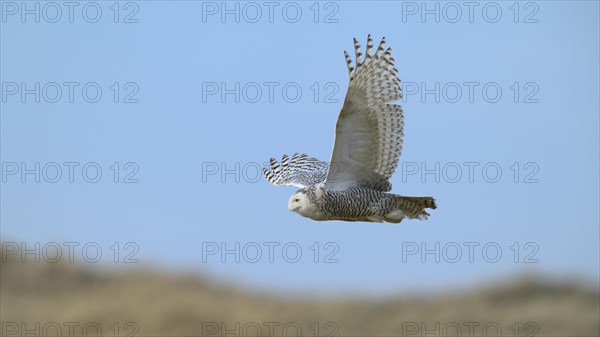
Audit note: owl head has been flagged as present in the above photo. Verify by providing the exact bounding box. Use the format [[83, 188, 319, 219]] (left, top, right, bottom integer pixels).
[[288, 188, 325, 220], [288, 190, 310, 214]]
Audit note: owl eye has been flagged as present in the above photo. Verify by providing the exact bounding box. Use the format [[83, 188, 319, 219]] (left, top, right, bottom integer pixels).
[[295, 198, 300, 202]]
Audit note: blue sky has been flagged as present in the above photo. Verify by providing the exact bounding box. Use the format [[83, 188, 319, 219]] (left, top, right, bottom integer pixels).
[[1, 1, 598, 295]]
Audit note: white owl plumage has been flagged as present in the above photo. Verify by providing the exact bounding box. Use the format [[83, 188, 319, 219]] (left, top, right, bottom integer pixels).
[[263, 35, 436, 223]]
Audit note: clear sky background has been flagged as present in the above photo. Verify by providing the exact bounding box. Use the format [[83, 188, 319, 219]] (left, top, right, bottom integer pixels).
[[1, 1, 598, 295]]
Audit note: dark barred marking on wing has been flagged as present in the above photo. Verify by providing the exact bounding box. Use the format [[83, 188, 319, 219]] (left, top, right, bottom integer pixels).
[[262, 153, 328, 188]]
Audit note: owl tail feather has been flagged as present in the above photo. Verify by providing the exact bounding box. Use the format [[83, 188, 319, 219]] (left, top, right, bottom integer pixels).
[[384, 195, 437, 223]]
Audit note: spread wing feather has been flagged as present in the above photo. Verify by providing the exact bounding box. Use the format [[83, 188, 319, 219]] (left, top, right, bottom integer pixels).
[[262, 153, 328, 188], [324, 35, 403, 191]]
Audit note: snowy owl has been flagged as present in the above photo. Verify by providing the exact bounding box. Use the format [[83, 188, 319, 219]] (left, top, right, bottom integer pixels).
[[262, 35, 436, 223]]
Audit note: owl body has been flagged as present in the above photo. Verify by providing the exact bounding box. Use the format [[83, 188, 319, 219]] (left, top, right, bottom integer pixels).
[[290, 184, 433, 223], [293, 185, 396, 222], [262, 36, 436, 223]]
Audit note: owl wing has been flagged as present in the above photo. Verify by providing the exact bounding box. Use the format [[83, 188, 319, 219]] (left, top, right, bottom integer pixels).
[[324, 35, 403, 192], [262, 153, 328, 188]]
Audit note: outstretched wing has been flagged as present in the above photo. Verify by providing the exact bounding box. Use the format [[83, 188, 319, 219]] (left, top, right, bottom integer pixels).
[[263, 153, 328, 188], [324, 35, 403, 192]]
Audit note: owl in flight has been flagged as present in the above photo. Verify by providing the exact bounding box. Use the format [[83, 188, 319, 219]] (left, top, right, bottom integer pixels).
[[263, 35, 436, 223]]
